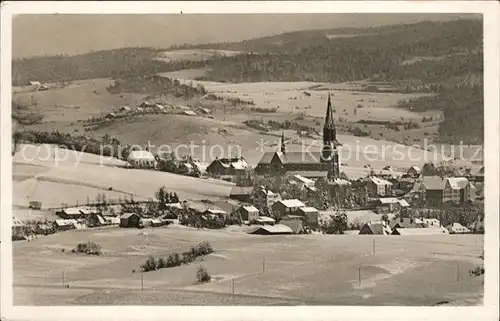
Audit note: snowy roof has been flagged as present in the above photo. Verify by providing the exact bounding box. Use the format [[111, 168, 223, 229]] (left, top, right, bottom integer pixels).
[[257, 216, 276, 223], [127, 150, 155, 161], [299, 207, 319, 213], [377, 198, 409, 207], [249, 224, 292, 234], [422, 218, 441, 227], [256, 186, 277, 197], [446, 222, 471, 232], [276, 199, 306, 208], [292, 175, 315, 185], [369, 177, 393, 186], [242, 205, 259, 213], [447, 177, 469, 190], [12, 217, 25, 227], [204, 208, 228, 215], [409, 166, 421, 172], [183, 110, 197, 116], [120, 213, 139, 219], [392, 227, 449, 235], [230, 186, 254, 196]]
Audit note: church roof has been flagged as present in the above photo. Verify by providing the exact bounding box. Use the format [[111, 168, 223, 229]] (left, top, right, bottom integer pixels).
[[257, 151, 324, 165]]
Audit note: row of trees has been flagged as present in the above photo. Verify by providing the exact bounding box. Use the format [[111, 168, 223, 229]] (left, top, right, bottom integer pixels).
[[141, 241, 213, 272], [107, 75, 207, 98]]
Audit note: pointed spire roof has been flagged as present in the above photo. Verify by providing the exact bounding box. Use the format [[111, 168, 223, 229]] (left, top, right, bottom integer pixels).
[[325, 93, 335, 130]]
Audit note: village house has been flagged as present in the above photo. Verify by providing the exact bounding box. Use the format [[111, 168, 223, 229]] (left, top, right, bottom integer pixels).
[[407, 165, 421, 178], [54, 219, 81, 231], [390, 217, 425, 230], [206, 157, 252, 181], [56, 206, 100, 219], [446, 222, 471, 234], [229, 186, 254, 203], [252, 186, 281, 211], [248, 224, 293, 235], [374, 197, 409, 214], [127, 150, 157, 169], [359, 222, 392, 235], [237, 205, 260, 223], [119, 105, 132, 112], [271, 199, 306, 219], [422, 218, 442, 228], [414, 176, 477, 207], [202, 208, 228, 220], [28, 80, 48, 91], [297, 207, 320, 229], [119, 213, 142, 228], [86, 213, 107, 228], [392, 227, 449, 235], [365, 177, 393, 197]]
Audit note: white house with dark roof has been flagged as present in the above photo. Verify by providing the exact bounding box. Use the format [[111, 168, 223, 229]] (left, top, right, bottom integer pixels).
[[127, 150, 156, 169]]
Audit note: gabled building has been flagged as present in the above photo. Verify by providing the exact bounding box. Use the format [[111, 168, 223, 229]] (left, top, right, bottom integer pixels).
[[206, 157, 252, 180], [365, 177, 393, 197], [446, 222, 471, 234], [414, 176, 476, 207], [407, 166, 421, 178], [252, 186, 281, 211], [237, 205, 260, 223], [271, 199, 306, 219], [127, 150, 156, 169], [359, 222, 392, 235]]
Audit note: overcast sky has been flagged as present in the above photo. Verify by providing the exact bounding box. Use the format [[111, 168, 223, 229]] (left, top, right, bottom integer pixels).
[[12, 13, 479, 58]]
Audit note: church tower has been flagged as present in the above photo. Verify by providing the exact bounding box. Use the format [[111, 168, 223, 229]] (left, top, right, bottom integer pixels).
[[280, 130, 286, 154], [321, 94, 340, 179]]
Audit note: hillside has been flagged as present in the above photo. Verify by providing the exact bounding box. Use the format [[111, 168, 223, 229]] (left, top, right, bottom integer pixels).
[[197, 19, 483, 145], [12, 47, 206, 86]]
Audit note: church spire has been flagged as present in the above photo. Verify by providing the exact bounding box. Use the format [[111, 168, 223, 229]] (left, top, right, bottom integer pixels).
[[323, 93, 336, 146], [280, 130, 286, 153]]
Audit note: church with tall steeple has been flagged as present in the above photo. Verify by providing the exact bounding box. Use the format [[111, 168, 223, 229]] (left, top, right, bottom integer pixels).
[[255, 94, 342, 180]]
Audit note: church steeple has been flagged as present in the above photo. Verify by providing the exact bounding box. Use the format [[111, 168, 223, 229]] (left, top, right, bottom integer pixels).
[[280, 130, 286, 154], [321, 93, 340, 179], [323, 93, 336, 146]]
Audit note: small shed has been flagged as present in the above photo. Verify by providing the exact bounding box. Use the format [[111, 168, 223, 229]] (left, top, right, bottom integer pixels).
[[120, 213, 141, 228]]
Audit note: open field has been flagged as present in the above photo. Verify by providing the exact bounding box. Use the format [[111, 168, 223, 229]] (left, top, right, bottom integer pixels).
[[13, 144, 234, 211], [13, 225, 484, 305], [158, 69, 441, 122], [13, 78, 147, 124]]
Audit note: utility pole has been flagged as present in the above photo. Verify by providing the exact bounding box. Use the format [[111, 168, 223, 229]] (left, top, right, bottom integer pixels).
[[262, 256, 266, 273], [358, 267, 361, 286], [141, 272, 144, 290], [62, 270, 65, 287], [456, 262, 460, 282], [232, 279, 235, 295], [373, 238, 376, 255]]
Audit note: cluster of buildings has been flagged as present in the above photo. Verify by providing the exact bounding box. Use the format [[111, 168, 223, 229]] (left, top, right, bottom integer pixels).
[[106, 101, 211, 120]]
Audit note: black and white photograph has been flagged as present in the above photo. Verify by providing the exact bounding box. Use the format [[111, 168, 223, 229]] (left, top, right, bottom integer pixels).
[[1, 2, 499, 320]]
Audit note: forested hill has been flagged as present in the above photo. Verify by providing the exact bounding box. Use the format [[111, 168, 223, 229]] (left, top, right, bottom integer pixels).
[[12, 47, 206, 86], [197, 18, 483, 145], [201, 19, 482, 86]]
